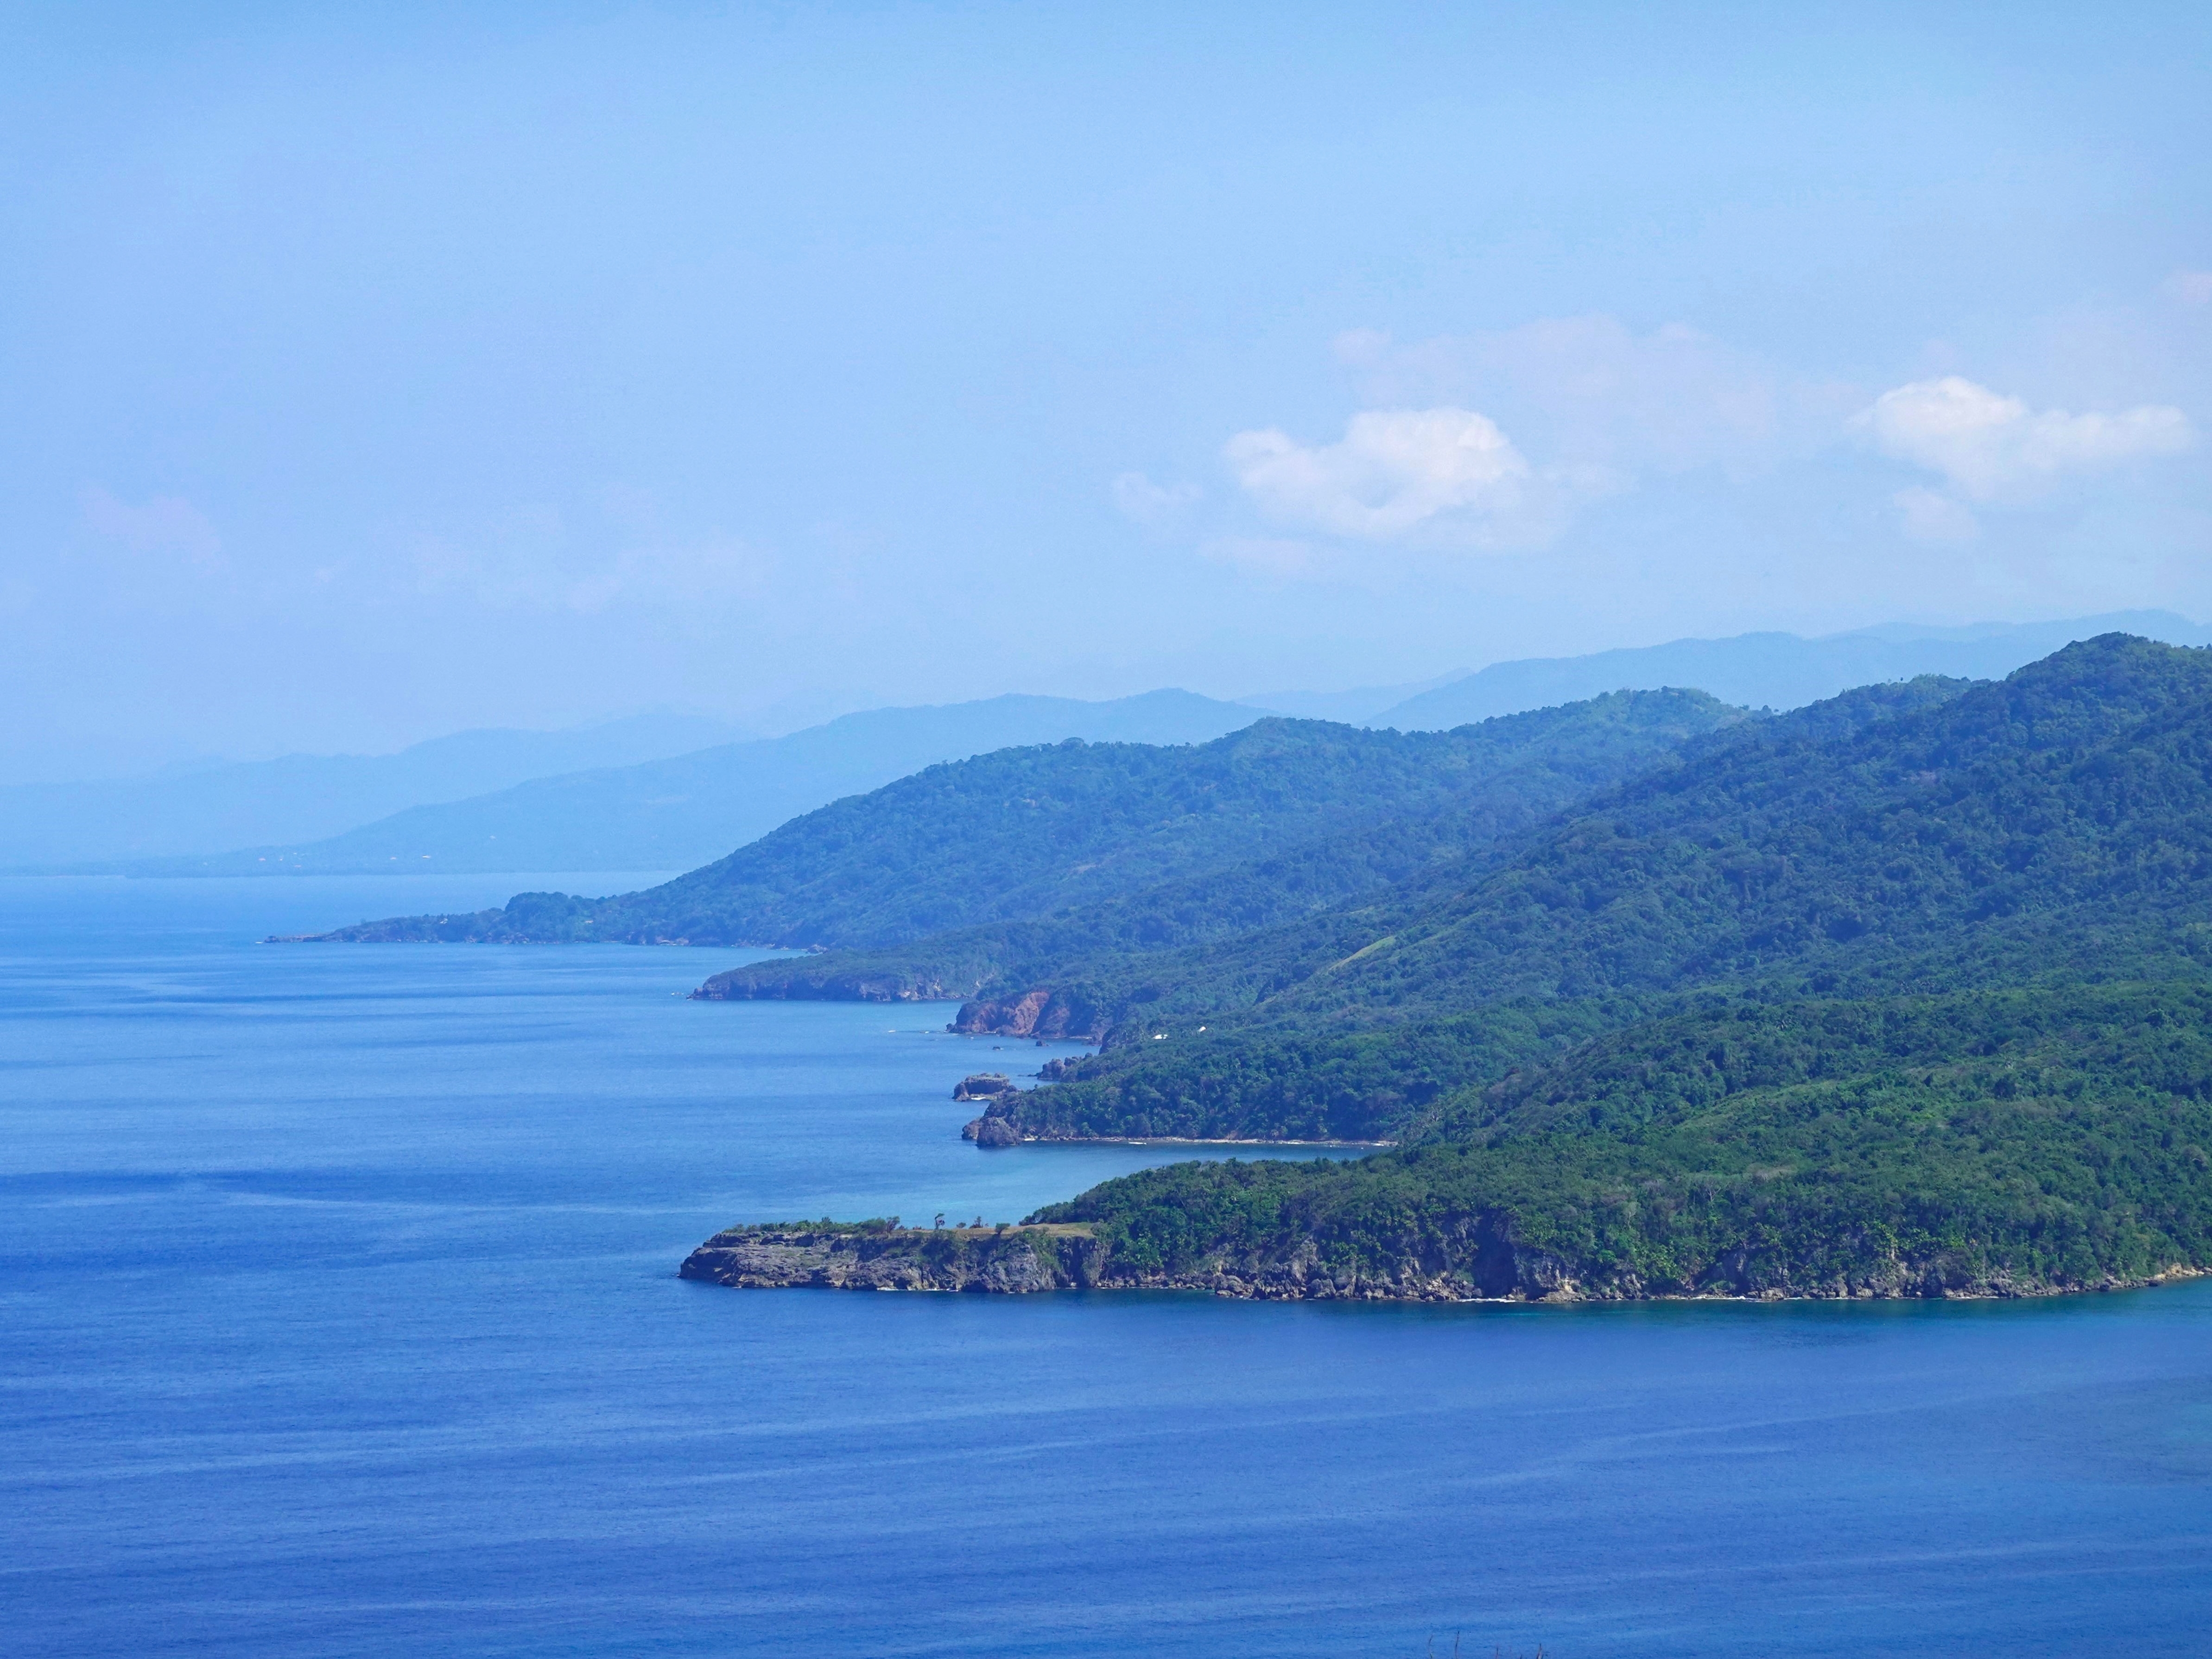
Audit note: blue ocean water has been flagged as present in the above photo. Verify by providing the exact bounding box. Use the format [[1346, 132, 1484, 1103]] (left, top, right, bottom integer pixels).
[[4, 876, 2209, 1658]]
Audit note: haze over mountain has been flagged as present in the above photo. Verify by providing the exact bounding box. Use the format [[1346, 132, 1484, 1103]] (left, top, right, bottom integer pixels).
[[152, 692, 1259, 878], [1237, 675, 1463, 724], [303, 689, 1737, 952], [0, 712, 751, 870], [99, 612, 2205, 880]]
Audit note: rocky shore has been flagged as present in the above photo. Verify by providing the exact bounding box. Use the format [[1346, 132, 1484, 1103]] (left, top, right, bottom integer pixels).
[[690, 963, 980, 1003], [680, 1222, 2210, 1303], [679, 1224, 1107, 1293], [948, 986, 1106, 1040]]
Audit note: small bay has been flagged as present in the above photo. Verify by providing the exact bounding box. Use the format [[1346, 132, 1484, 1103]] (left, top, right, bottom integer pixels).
[[4, 875, 2208, 1657]]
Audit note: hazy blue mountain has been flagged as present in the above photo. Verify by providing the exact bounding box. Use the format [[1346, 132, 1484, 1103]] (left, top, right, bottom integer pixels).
[[151, 691, 1261, 876], [0, 711, 753, 870], [1235, 674, 1462, 724], [1375, 611, 2212, 730]]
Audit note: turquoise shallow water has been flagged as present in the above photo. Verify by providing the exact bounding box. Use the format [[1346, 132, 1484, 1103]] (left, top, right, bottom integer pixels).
[[4, 875, 2210, 1658]]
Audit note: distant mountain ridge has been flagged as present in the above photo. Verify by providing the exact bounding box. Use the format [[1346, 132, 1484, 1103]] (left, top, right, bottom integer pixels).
[[46, 610, 2204, 878], [1372, 610, 2211, 730], [688, 690, 1746, 1023], [0, 712, 753, 870], [292, 690, 1744, 955], [203, 691, 1260, 878]]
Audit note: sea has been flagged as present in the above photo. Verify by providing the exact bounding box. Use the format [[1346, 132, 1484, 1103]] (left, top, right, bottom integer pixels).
[[5, 873, 2209, 1658]]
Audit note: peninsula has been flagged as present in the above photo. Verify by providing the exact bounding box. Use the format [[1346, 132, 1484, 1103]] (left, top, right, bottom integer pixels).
[[683, 638, 2212, 1303]]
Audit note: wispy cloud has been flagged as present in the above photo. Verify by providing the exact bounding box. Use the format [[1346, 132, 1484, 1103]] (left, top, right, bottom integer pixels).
[[81, 489, 223, 570], [2163, 270, 2212, 306], [1110, 471, 1202, 531], [1334, 315, 1804, 478], [1890, 486, 1982, 545], [1163, 292, 2204, 584], [1195, 316, 1813, 570], [413, 505, 769, 613], [1195, 535, 1324, 576]]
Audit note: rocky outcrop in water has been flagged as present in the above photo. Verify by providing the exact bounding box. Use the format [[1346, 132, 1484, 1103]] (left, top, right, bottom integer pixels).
[[953, 1072, 1015, 1101], [950, 987, 1106, 1040]]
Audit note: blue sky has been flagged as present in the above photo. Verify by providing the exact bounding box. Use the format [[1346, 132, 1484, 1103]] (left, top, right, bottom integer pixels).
[[3, 2, 2207, 776]]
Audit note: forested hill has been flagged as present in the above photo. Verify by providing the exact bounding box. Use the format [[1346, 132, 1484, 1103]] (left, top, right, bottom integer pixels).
[[300, 688, 1741, 949], [1272, 630, 2212, 1021], [906, 636, 2212, 1303], [655, 634, 2212, 1302], [979, 634, 2212, 1144], [1021, 978, 2212, 1301], [823, 675, 1972, 1040]]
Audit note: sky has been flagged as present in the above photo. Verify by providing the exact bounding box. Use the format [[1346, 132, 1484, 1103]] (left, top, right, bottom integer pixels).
[[3, 1, 2208, 779]]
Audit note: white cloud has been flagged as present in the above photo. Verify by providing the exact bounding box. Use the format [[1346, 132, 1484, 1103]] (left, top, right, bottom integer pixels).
[[82, 488, 223, 569], [1224, 407, 1534, 544], [1855, 375, 2194, 503], [1891, 486, 1980, 545], [1111, 471, 1202, 530]]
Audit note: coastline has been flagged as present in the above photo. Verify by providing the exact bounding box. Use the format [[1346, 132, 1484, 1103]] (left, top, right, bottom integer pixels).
[[983, 1135, 1394, 1149], [679, 1226, 2212, 1305]]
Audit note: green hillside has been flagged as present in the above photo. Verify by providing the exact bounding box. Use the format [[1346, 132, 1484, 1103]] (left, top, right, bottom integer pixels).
[[904, 675, 1972, 1045], [970, 636, 2212, 1139], [306, 688, 1739, 952], [693, 690, 1745, 1017], [1271, 635, 2212, 1021], [920, 636, 2212, 1298], [1027, 979, 2212, 1299]]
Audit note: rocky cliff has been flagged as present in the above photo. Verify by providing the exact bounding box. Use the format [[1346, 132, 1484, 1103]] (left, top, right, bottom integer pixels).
[[679, 1224, 1106, 1292], [691, 960, 986, 1003], [679, 1218, 2210, 1303], [949, 986, 1109, 1039]]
